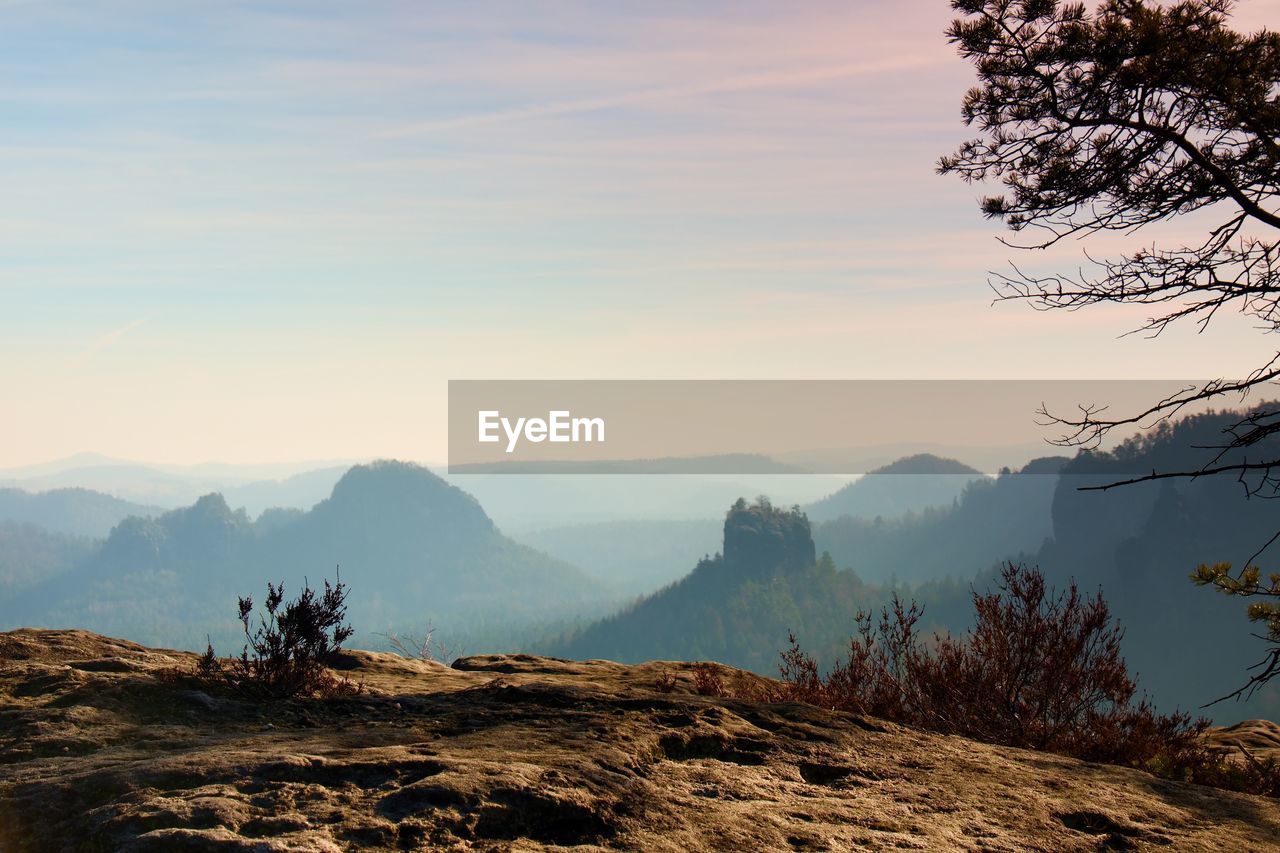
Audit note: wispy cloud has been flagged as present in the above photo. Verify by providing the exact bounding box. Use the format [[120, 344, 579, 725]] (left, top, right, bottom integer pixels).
[[380, 54, 946, 136], [79, 315, 153, 360]]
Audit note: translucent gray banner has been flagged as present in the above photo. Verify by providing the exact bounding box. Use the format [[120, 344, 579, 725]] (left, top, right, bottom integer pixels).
[[447, 380, 1220, 474]]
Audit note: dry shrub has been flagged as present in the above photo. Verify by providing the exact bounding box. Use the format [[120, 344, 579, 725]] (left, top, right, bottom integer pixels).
[[655, 664, 767, 698], [692, 662, 725, 697], [195, 571, 362, 700], [779, 562, 1280, 796], [654, 668, 679, 693], [379, 625, 464, 664]]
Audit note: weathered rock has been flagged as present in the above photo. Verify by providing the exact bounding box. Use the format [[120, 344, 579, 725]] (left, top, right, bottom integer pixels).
[[2, 628, 1278, 851]]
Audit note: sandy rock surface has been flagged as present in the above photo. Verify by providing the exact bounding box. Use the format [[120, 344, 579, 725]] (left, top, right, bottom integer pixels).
[[1205, 719, 1280, 764], [2, 628, 1279, 851]]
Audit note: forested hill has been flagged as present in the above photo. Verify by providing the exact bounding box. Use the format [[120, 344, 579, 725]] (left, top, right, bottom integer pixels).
[[546, 498, 974, 673], [1030, 409, 1280, 721], [0, 461, 616, 652], [813, 456, 1068, 585]]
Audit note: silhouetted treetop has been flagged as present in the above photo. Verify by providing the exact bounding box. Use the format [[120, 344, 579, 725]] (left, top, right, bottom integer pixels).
[[942, 0, 1280, 463], [942, 0, 1279, 244]]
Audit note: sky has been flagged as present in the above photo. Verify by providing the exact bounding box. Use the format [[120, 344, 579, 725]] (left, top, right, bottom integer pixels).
[[2, 0, 1278, 468]]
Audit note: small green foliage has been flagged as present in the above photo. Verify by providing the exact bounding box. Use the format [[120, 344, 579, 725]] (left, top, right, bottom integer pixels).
[[1192, 561, 1280, 700]]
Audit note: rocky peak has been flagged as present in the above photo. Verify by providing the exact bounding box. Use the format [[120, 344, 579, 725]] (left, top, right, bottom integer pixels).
[[722, 498, 815, 577]]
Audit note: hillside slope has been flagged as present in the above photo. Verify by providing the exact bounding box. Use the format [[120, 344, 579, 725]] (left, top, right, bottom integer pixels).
[[1, 628, 1278, 851]]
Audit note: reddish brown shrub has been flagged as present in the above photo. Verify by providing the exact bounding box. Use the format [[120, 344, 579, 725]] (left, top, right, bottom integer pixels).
[[692, 662, 726, 697], [778, 562, 1278, 796], [654, 668, 679, 693]]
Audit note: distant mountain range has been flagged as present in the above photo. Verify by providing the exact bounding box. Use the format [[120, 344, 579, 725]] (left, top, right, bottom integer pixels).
[[0, 461, 619, 652], [0, 487, 162, 538], [513, 454, 1005, 592], [0, 452, 357, 482], [447, 453, 808, 474], [514, 453, 1067, 593], [0, 453, 842, 531], [7, 416, 1280, 723], [812, 456, 1068, 584], [0, 446, 1042, 529], [0, 456, 355, 515]]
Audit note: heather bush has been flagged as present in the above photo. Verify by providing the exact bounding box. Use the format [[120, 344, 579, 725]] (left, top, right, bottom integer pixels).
[[195, 571, 361, 699], [775, 563, 1280, 796], [692, 661, 725, 697], [654, 668, 679, 693]]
